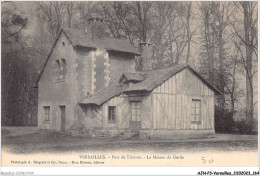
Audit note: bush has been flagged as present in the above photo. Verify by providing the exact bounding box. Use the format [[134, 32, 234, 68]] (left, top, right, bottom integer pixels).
[[233, 119, 249, 134], [233, 118, 257, 134], [215, 106, 235, 133], [215, 106, 257, 134]]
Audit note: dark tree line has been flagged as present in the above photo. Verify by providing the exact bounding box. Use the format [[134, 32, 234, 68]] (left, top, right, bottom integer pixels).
[[2, 2, 38, 125]]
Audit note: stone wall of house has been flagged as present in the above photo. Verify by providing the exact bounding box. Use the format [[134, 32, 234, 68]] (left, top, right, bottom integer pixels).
[[138, 42, 153, 71], [93, 48, 109, 91], [38, 32, 137, 132], [38, 33, 77, 131], [75, 48, 93, 97], [109, 51, 136, 82]]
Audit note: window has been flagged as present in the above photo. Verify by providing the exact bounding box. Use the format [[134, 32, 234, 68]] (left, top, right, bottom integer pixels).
[[61, 58, 66, 79], [108, 106, 116, 123], [56, 60, 60, 79], [56, 59, 66, 80], [131, 102, 141, 121], [44, 106, 50, 121], [191, 99, 201, 124]]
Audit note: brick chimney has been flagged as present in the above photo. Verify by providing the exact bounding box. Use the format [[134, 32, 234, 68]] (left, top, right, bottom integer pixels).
[[138, 42, 153, 71], [85, 13, 105, 40]]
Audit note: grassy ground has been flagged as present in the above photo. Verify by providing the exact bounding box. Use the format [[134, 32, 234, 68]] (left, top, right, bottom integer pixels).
[[1, 126, 258, 154]]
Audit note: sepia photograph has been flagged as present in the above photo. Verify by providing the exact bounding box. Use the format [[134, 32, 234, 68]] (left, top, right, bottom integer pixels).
[[1, 1, 258, 175]]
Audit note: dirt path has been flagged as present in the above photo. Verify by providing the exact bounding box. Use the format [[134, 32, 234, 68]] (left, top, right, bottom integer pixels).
[[1, 126, 258, 154]]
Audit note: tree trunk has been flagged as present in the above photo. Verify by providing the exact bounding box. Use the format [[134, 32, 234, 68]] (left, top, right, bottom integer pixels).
[[242, 2, 254, 132], [186, 2, 192, 63], [218, 34, 225, 110], [204, 7, 215, 84], [68, 15, 72, 28]]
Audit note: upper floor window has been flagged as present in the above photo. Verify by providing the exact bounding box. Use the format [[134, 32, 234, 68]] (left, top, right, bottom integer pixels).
[[61, 58, 66, 79], [55, 58, 66, 80], [56, 60, 60, 77]]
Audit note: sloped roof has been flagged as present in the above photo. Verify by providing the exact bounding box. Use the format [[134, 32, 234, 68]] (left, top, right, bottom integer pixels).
[[124, 64, 220, 94], [62, 28, 96, 48], [79, 83, 129, 106], [94, 37, 139, 55], [63, 28, 139, 54], [119, 72, 146, 83], [80, 64, 220, 106]]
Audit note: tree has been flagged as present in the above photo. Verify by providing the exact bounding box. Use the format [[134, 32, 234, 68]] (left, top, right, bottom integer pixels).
[[151, 2, 195, 67], [2, 2, 37, 126], [101, 2, 195, 67], [101, 2, 136, 44], [101, 1, 153, 45], [134, 1, 153, 42], [241, 2, 257, 132], [169, 2, 196, 65], [185, 2, 192, 63], [198, 2, 233, 110], [152, 1, 176, 68], [232, 1, 258, 132], [210, 2, 233, 110], [224, 43, 243, 115], [2, 2, 28, 44], [35, 2, 65, 41], [74, 1, 96, 30], [198, 2, 217, 85], [65, 2, 77, 28]]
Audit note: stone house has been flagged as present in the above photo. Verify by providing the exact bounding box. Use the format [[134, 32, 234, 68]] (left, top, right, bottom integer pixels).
[[35, 14, 220, 138]]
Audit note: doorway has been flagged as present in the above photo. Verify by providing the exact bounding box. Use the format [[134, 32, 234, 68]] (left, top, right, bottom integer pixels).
[[60, 106, 66, 131], [129, 101, 141, 133]]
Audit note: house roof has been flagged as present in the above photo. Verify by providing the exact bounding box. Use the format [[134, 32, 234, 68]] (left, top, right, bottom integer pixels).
[[62, 28, 139, 55], [79, 83, 128, 106], [80, 64, 220, 106], [62, 28, 96, 48], [124, 64, 220, 94], [119, 72, 145, 83], [94, 37, 139, 55], [34, 28, 139, 87]]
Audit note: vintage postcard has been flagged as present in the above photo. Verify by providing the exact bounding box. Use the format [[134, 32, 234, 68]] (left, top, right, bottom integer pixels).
[[1, 1, 259, 175]]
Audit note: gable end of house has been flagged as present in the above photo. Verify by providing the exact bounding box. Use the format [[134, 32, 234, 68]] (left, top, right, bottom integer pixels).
[[33, 29, 74, 88]]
